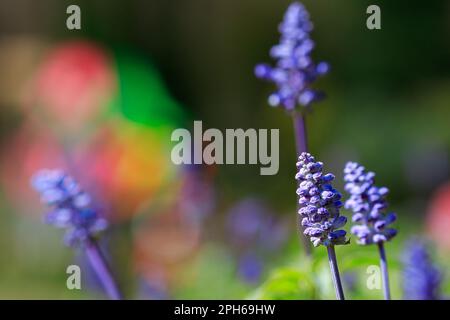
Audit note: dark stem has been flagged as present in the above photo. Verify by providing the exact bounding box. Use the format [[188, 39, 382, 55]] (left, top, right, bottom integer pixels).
[[326, 245, 345, 300], [292, 111, 312, 256], [377, 242, 391, 300], [85, 238, 122, 300]]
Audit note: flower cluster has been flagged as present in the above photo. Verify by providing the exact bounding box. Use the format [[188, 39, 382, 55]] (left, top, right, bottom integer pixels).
[[402, 239, 442, 300], [295, 153, 348, 247], [31, 169, 107, 246], [343, 162, 397, 245], [255, 2, 329, 111]]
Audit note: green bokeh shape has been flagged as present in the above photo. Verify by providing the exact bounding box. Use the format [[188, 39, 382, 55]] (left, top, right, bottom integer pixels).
[[109, 50, 186, 128]]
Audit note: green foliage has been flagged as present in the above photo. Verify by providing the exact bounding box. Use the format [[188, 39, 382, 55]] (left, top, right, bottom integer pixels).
[[174, 245, 250, 299], [249, 241, 405, 300], [249, 267, 317, 300]]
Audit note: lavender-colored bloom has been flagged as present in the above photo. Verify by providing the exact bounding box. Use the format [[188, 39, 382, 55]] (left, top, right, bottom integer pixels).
[[226, 198, 288, 285], [31, 169, 107, 246], [402, 239, 442, 300], [342, 272, 358, 293], [227, 199, 268, 244], [237, 253, 264, 284], [138, 276, 170, 300], [295, 153, 348, 247], [255, 2, 329, 111], [31, 169, 122, 299], [226, 198, 287, 251], [343, 162, 397, 245]]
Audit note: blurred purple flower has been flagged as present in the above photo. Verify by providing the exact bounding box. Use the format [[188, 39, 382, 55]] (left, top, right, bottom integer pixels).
[[31, 169, 107, 246], [226, 198, 287, 285], [402, 239, 442, 300], [344, 162, 397, 245], [237, 253, 264, 284], [295, 153, 348, 247], [255, 2, 329, 111], [343, 272, 358, 293], [31, 169, 121, 299], [138, 276, 169, 300], [226, 198, 287, 250]]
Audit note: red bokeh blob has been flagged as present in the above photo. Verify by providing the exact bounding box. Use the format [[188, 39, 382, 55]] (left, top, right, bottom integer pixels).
[[27, 41, 115, 130], [427, 182, 450, 251]]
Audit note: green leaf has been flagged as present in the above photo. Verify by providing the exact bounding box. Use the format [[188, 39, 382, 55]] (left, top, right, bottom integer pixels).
[[249, 267, 316, 300]]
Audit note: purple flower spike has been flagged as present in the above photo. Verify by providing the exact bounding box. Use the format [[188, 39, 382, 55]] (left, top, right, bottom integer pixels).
[[31, 169, 122, 300], [31, 169, 107, 246], [296, 153, 348, 247], [344, 162, 397, 300], [402, 239, 442, 300], [343, 162, 397, 245], [255, 2, 329, 111], [297, 153, 347, 299]]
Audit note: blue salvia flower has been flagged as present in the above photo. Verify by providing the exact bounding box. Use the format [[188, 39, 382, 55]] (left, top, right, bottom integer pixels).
[[31, 169, 107, 246], [344, 162, 397, 300], [31, 169, 122, 299], [402, 239, 442, 300], [255, 2, 329, 111], [343, 162, 397, 245], [295, 153, 348, 247]]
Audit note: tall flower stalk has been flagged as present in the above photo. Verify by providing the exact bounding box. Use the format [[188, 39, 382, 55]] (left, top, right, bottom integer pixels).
[[343, 162, 397, 300], [296, 153, 348, 299], [255, 2, 329, 256], [31, 169, 122, 300]]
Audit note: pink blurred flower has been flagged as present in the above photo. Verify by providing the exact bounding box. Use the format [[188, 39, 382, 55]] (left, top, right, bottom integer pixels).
[[0, 123, 68, 216], [27, 41, 115, 130], [427, 182, 450, 251]]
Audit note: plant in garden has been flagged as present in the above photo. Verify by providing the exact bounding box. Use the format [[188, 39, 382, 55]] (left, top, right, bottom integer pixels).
[[402, 238, 442, 300], [255, 2, 330, 255], [296, 152, 348, 299], [343, 162, 397, 300], [31, 169, 122, 300]]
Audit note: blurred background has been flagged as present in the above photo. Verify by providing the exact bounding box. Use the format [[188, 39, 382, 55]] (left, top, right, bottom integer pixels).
[[0, 0, 449, 299]]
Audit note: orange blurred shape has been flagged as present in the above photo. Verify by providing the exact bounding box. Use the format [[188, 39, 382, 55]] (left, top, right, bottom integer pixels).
[[0, 36, 49, 108], [0, 124, 68, 216], [427, 182, 450, 251], [85, 121, 176, 220], [28, 41, 115, 130], [133, 209, 201, 287]]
